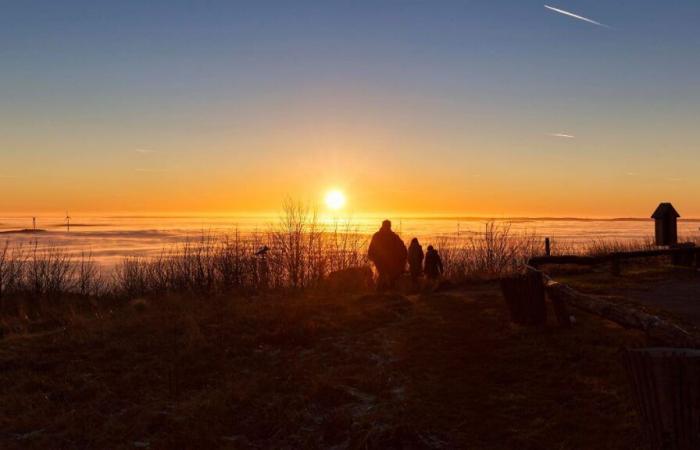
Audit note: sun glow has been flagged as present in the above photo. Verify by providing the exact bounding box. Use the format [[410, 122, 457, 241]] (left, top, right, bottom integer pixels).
[[324, 189, 346, 211]]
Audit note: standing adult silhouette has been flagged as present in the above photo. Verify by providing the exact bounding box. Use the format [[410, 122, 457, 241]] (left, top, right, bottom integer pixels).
[[407, 238, 424, 286], [368, 220, 407, 291]]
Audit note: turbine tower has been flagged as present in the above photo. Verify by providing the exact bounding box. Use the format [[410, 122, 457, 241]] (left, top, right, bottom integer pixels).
[[65, 212, 71, 232]]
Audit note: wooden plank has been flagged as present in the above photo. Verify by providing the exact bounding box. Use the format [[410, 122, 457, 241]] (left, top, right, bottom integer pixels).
[[528, 255, 606, 267], [612, 249, 681, 259], [529, 247, 700, 269]]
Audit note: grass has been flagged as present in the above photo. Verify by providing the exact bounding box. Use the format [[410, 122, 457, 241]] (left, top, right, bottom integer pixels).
[[0, 282, 645, 449]]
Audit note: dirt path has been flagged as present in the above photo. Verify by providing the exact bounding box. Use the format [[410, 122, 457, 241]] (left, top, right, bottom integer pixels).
[[0, 285, 644, 449], [562, 268, 700, 327], [623, 278, 700, 324]]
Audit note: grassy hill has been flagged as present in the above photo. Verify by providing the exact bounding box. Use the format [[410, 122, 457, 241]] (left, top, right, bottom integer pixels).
[[0, 284, 644, 449]]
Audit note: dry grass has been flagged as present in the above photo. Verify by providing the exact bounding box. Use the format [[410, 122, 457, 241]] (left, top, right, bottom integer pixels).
[[578, 239, 655, 257], [0, 206, 679, 330], [0, 201, 369, 328], [0, 283, 645, 449], [109, 202, 368, 297], [435, 222, 540, 280], [0, 243, 102, 322]]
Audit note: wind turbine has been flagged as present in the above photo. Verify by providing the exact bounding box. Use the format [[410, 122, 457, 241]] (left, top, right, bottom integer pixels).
[[65, 212, 71, 232]]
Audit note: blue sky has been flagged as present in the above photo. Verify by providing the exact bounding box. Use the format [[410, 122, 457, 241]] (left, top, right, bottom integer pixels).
[[1, 1, 699, 215]]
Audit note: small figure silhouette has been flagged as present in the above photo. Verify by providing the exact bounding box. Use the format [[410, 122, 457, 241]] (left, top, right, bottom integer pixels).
[[368, 220, 407, 291], [255, 246, 270, 288], [407, 238, 424, 285], [424, 245, 443, 281]]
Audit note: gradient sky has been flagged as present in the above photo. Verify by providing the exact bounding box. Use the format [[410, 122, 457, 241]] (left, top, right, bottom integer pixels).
[[1, 1, 699, 217]]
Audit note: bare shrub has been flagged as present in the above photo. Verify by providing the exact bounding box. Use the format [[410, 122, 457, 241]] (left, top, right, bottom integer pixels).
[[113, 257, 148, 299], [270, 198, 318, 289], [26, 244, 76, 300], [76, 251, 102, 297], [9, 207, 673, 307], [436, 222, 540, 280], [104, 201, 372, 297], [325, 219, 368, 274], [0, 242, 26, 301], [215, 231, 246, 291]]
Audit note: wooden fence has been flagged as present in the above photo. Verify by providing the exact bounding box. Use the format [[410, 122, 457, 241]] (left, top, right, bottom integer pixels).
[[524, 265, 700, 348], [528, 245, 699, 275]]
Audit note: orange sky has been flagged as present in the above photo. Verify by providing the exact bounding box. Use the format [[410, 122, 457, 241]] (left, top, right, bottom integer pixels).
[[2, 103, 698, 218]]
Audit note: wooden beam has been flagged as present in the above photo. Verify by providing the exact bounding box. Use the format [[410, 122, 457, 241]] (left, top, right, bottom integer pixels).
[[528, 255, 606, 267], [528, 246, 700, 269]]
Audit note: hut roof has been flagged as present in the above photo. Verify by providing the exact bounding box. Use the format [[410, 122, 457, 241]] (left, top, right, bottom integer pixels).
[[651, 203, 680, 219]]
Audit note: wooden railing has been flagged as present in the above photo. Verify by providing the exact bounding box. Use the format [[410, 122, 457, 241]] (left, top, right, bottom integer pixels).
[[525, 265, 700, 348], [528, 245, 698, 275]]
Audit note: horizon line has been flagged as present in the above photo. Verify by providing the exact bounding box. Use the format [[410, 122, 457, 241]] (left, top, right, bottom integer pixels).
[[2, 212, 700, 222]]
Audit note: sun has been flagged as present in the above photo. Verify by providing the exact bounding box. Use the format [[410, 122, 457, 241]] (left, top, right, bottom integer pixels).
[[324, 189, 346, 211]]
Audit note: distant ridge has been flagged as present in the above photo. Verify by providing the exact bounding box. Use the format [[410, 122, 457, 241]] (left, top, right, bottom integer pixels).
[[0, 228, 47, 234], [407, 216, 700, 222]]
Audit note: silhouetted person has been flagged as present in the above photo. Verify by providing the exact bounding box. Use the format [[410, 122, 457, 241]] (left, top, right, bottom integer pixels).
[[255, 246, 270, 289], [407, 238, 424, 285], [368, 220, 407, 291], [424, 245, 443, 281]]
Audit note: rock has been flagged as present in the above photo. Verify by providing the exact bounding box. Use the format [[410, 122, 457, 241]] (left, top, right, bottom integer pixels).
[[129, 298, 149, 313], [325, 266, 373, 292], [15, 429, 45, 441]]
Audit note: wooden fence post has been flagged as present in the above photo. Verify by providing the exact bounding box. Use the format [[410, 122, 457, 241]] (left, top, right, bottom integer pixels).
[[623, 348, 700, 450], [671, 243, 695, 267], [545, 238, 551, 257], [500, 270, 546, 326]]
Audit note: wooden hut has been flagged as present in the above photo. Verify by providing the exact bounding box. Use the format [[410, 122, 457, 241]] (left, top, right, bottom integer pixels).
[[651, 203, 679, 246]]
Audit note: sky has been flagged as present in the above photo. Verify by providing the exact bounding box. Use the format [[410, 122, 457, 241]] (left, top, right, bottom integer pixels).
[[1, 0, 699, 217]]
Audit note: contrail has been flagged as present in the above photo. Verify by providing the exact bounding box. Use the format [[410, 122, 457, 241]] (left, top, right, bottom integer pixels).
[[544, 5, 609, 28], [548, 132, 575, 139]]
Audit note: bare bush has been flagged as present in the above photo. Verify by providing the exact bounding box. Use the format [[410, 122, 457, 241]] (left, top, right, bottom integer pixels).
[[436, 222, 540, 280], [0, 242, 26, 301], [76, 251, 102, 297], [1, 208, 674, 312], [113, 257, 148, 299], [27, 244, 76, 300], [270, 199, 318, 289], [104, 202, 371, 297]]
